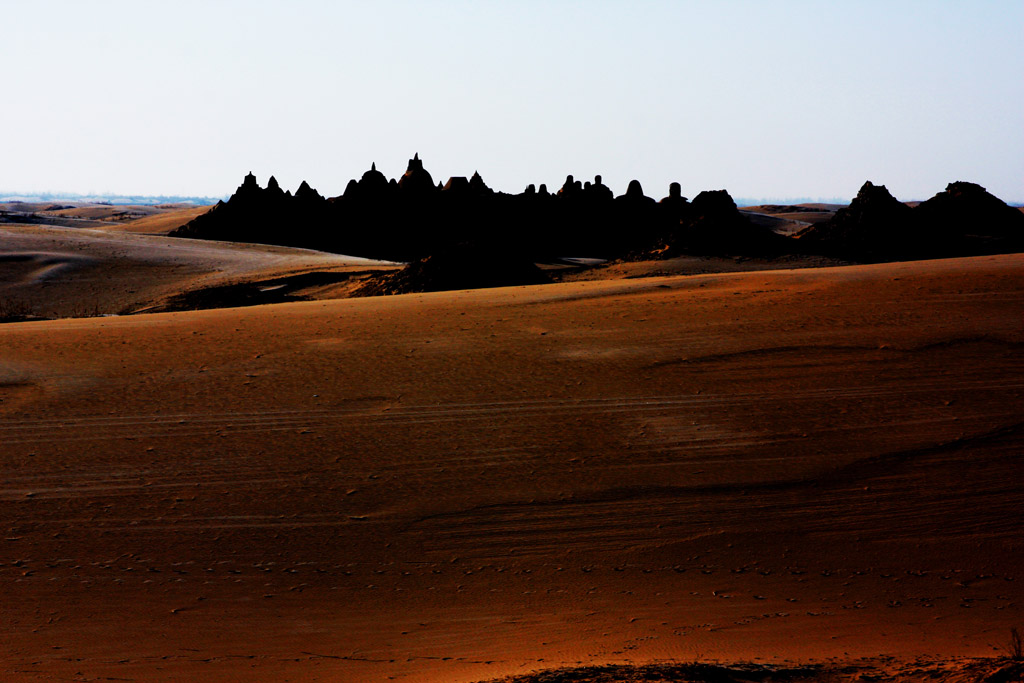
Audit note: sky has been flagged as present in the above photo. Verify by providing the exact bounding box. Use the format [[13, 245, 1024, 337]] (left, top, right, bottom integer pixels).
[[2, 0, 1022, 203]]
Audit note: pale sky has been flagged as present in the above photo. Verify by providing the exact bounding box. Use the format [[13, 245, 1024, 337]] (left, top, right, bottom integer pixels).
[[2, 0, 1022, 202]]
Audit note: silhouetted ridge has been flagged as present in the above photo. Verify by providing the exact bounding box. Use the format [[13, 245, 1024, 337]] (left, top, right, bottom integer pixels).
[[469, 171, 492, 196], [622, 180, 648, 201], [795, 181, 914, 260], [170, 158, 1023, 270], [171, 173, 328, 248], [639, 188, 790, 258], [913, 181, 1024, 257], [294, 180, 324, 204], [658, 182, 690, 221], [443, 177, 470, 194], [173, 156, 685, 261], [349, 162, 390, 200], [795, 180, 1023, 261], [398, 153, 437, 196]]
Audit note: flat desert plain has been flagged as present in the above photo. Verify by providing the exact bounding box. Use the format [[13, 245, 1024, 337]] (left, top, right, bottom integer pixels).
[[1, 252, 1023, 682]]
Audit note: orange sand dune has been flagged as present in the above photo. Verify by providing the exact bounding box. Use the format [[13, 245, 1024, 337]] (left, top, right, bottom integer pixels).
[[106, 205, 213, 234], [0, 254, 1022, 682], [2, 203, 213, 234], [1, 202, 209, 232]]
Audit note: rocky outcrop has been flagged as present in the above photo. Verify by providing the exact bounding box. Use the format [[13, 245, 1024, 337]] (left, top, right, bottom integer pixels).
[[468, 171, 492, 196], [795, 181, 914, 260], [658, 182, 690, 221], [174, 158, 803, 264], [345, 162, 391, 201], [398, 153, 437, 197], [294, 180, 324, 205], [587, 175, 614, 201], [795, 180, 1023, 261], [172, 157, 1024, 273], [913, 181, 1024, 257], [170, 172, 324, 247], [641, 188, 790, 258]]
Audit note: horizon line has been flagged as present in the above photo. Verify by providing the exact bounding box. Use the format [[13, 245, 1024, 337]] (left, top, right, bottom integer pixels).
[[2, 187, 1022, 208]]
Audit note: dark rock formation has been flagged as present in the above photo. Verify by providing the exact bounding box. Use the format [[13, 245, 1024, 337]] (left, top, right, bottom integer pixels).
[[558, 175, 582, 197], [172, 158, 804, 266], [659, 182, 690, 221], [642, 188, 791, 258], [346, 162, 391, 201], [443, 176, 471, 194], [588, 175, 613, 201], [171, 161, 1022, 278], [238, 172, 260, 196], [354, 242, 549, 296], [294, 180, 324, 205], [795, 181, 914, 260], [469, 171, 492, 196], [171, 172, 326, 248], [795, 180, 1023, 261], [398, 153, 437, 197], [621, 180, 649, 202], [265, 175, 286, 197], [913, 181, 1024, 257]]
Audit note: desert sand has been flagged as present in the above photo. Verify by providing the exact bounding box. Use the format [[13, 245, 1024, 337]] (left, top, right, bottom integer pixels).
[[740, 205, 838, 235], [0, 223, 394, 318], [98, 205, 212, 235], [1, 251, 1022, 682], [0, 202, 209, 234]]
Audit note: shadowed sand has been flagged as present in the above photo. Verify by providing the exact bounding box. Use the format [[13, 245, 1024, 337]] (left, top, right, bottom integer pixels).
[[0, 254, 1022, 681]]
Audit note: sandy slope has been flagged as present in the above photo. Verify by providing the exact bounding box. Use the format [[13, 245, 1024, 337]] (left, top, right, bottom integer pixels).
[[0, 203, 213, 235], [740, 205, 838, 235], [0, 254, 1022, 682], [0, 224, 390, 317], [556, 254, 846, 282], [104, 205, 212, 235]]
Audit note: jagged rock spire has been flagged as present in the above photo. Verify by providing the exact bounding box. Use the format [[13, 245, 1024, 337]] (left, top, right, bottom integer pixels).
[[232, 171, 263, 203], [469, 170, 492, 195], [356, 162, 390, 198], [295, 180, 324, 203]]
